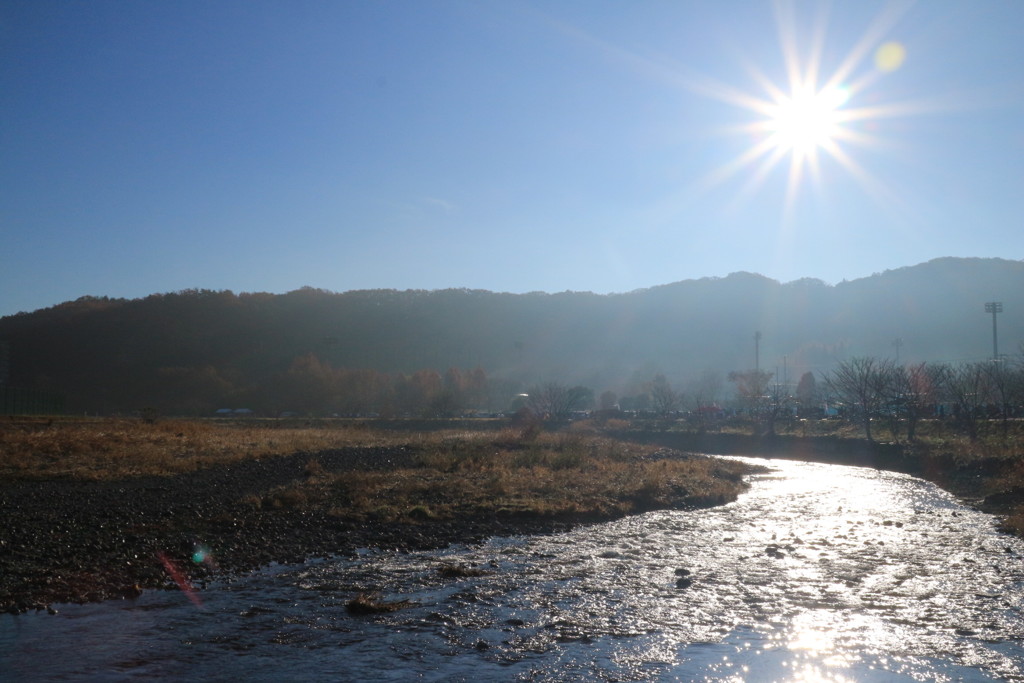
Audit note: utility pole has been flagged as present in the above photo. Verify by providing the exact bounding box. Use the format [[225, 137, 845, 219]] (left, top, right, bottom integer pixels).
[[0, 341, 8, 384], [754, 331, 761, 373], [985, 302, 1003, 360]]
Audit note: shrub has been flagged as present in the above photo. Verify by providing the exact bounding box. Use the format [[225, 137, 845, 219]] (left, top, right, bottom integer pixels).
[[407, 505, 435, 520]]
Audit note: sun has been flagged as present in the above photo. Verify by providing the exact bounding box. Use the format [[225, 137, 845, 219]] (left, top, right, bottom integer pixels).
[[766, 85, 850, 157], [688, 2, 920, 214]]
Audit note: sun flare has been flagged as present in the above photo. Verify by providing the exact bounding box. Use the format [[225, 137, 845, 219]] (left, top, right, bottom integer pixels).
[[766, 85, 850, 156], [689, 2, 924, 215]]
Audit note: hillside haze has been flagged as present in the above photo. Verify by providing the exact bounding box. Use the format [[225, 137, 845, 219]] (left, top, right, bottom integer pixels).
[[1, 257, 1021, 415]]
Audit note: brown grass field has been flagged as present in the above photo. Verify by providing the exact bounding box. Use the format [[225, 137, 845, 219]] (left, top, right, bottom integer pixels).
[[3, 416, 1022, 523], [0, 417, 397, 480], [3, 415, 1023, 611], [0, 417, 754, 520]]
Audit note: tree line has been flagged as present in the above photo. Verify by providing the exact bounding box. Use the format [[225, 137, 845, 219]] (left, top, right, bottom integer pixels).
[[715, 353, 1024, 442], [821, 356, 1024, 442], [255, 353, 1024, 439], [153, 354, 601, 420]]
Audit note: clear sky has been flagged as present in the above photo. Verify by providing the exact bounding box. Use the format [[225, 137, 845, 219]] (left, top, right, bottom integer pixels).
[[2, 0, 1022, 316]]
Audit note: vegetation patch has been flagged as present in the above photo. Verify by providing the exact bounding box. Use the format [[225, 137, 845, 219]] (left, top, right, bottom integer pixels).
[[259, 428, 755, 523], [345, 593, 417, 615], [0, 417, 409, 480]]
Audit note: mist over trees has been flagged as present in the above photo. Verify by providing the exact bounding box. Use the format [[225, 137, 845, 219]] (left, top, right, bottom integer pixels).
[[0, 257, 1022, 416]]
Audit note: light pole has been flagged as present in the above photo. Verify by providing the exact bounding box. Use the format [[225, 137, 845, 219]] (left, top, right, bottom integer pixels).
[[754, 331, 761, 373], [985, 302, 1002, 360]]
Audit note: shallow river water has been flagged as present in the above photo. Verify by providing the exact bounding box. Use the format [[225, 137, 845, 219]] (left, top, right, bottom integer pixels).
[[4, 457, 1024, 682]]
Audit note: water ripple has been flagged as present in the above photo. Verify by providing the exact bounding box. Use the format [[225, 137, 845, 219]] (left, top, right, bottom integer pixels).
[[3, 457, 1024, 681]]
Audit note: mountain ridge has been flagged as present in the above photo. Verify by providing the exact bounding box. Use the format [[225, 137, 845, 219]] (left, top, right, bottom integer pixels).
[[1, 257, 1021, 415]]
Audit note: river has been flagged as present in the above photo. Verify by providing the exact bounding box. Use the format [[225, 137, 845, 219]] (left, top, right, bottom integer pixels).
[[3, 457, 1024, 681]]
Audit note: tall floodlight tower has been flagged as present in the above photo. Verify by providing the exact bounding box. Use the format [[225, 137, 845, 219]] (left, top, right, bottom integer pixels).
[[984, 302, 1003, 360]]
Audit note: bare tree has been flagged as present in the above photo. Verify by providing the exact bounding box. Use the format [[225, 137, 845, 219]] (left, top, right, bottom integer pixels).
[[982, 359, 1020, 439], [649, 374, 678, 416], [891, 362, 945, 442], [526, 382, 591, 420], [728, 369, 774, 436], [598, 390, 618, 411], [795, 371, 818, 416], [683, 370, 723, 433], [761, 377, 792, 436], [824, 357, 894, 442], [945, 361, 989, 440], [879, 363, 907, 442]]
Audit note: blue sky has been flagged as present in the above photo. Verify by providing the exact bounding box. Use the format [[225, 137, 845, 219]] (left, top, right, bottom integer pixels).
[[2, 0, 1022, 316]]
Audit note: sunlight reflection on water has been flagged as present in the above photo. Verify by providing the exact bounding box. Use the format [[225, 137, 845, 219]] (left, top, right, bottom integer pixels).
[[2, 457, 1023, 681]]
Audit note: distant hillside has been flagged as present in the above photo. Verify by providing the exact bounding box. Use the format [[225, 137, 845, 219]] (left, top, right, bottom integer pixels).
[[1, 257, 1021, 415]]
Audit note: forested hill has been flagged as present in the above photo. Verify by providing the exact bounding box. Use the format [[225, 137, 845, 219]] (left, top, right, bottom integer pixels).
[[1, 257, 1022, 415]]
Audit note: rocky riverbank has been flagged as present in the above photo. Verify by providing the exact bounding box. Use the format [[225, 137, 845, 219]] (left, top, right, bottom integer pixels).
[[9, 426, 1017, 616], [0, 445, 741, 614]]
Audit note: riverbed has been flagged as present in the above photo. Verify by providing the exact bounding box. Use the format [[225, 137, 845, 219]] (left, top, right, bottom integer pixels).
[[3, 457, 1023, 681]]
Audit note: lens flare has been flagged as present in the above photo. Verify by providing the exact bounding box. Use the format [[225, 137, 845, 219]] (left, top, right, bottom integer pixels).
[[191, 543, 217, 568], [157, 551, 204, 608], [875, 42, 906, 72], [683, 2, 929, 218]]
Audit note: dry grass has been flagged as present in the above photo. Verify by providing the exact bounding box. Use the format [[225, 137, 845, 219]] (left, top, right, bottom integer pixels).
[[0, 417, 756, 524], [263, 428, 752, 522], [0, 417, 403, 480], [1000, 511, 1024, 536], [708, 414, 1024, 454]]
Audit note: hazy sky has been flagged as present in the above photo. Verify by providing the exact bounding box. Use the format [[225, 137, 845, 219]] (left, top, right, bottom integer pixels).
[[2, 0, 1022, 316]]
